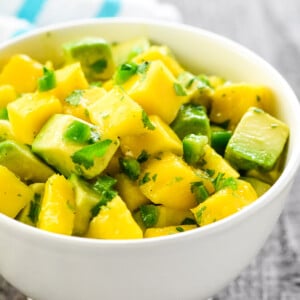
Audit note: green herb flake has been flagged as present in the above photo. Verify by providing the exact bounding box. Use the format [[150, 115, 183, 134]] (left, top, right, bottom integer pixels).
[[176, 226, 184, 232], [38, 67, 56, 92], [71, 139, 112, 169], [196, 206, 207, 224], [213, 173, 238, 191], [137, 61, 150, 74], [173, 82, 187, 96], [119, 156, 141, 181], [142, 110, 155, 130], [115, 63, 138, 85], [140, 204, 159, 228], [137, 150, 149, 163], [65, 90, 83, 106], [152, 174, 158, 182], [191, 182, 209, 204], [181, 217, 197, 225], [90, 175, 118, 218], [27, 193, 41, 224], [139, 172, 151, 185]]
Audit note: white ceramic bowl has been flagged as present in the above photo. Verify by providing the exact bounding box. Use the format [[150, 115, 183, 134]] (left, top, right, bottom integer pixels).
[[0, 19, 300, 300]]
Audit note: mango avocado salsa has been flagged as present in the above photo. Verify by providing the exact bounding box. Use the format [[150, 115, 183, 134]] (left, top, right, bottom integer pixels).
[[0, 36, 289, 239]]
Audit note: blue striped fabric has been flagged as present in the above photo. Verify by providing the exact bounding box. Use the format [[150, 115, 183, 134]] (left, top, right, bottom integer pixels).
[[16, 0, 47, 23], [96, 0, 121, 18]]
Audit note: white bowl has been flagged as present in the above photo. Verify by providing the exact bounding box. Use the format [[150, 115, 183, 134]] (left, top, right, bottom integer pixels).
[[0, 19, 300, 300]]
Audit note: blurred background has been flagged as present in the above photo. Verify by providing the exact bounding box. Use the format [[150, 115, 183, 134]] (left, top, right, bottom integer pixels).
[[0, 0, 300, 299]]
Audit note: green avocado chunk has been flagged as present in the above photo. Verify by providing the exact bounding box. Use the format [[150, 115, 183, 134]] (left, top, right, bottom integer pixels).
[[63, 37, 115, 81], [225, 107, 289, 171], [69, 174, 101, 236], [32, 114, 119, 179], [0, 140, 54, 183], [241, 176, 271, 197]]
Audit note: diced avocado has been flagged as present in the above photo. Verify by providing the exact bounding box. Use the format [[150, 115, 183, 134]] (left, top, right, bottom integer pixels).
[[112, 37, 151, 66], [225, 107, 289, 171], [32, 114, 120, 179], [241, 177, 271, 196], [0, 140, 54, 183], [183, 134, 208, 165], [63, 38, 115, 81], [69, 174, 101, 236], [171, 103, 211, 140], [210, 126, 232, 156], [0, 120, 14, 141]]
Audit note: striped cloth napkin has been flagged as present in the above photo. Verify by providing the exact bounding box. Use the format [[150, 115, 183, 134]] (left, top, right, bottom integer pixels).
[[0, 0, 182, 41]]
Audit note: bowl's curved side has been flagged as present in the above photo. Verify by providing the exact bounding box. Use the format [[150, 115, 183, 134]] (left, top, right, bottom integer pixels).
[[0, 19, 300, 300]]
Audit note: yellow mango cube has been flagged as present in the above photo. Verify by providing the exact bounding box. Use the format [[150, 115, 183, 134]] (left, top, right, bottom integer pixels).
[[125, 60, 187, 124], [132, 45, 184, 77], [88, 86, 147, 138], [139, 152, 213, 210], [0, 54, 43, 93], [38, 174, 75, 235], [0, 85, 17, 108], [63, 87, 106, 121], [0, 165, 33, 218], [120, 115, 183, 158], [7, 92, 62, 144], [144, 225, 197, 238], [202, 144, 240, 179], [115, 173, 150, 212], [51, 62, 89, 100], [210, 83, 273, 129], [191, 179, 257, 226], [86, 195, 143, 239]]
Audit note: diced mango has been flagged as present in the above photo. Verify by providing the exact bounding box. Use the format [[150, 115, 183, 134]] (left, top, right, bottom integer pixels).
[[120, 115, 183, 158], [86, 195, 143, 239], [144, 225, 197, 238], [115, 173, 150, 212], [210, 83, 273, 129], [201, 144, 240, 179], [139, 152, 213, 210], [191, 179, 257, 226], [37, 174, 75, 235], [132, 46, 184, 77], [51, 62, 89, 101], [0, 84, 17, 107], [0, 165, 33, 218], [7, 93, 62, 144], [125, 60, 187, 124], [0, 54, 43, 93], [88, 86, 147, 138], [63, 87, 106, 121]]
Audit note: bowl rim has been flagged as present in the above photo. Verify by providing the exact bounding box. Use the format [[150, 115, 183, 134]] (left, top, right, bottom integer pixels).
[[1, 17, 300, 248]]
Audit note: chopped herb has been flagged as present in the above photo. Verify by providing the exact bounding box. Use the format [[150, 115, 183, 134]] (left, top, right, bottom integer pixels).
[[175, 176, 183, 182], [191, 182, 209, 203], [71, 139, 112, 169], [256, 95, 261, 102], [90, 175, 118, 218], [181, 217, 197, 225], [185, 78, 195, 89], [119, 156, 140, 181], [196, 206, 207, 224], [139, 172, 151, 185], [38, 67, 56, 92], [253, 108, 264, 114], [173, 82, 187, 96], [27, 193, 41, 224], [213, 173, 238, 191], [137, 61, 150, 74], [0, 107, 9, 120], [176, 226, 184, 232], [197, 75, 212, 88], [65, 90, 83, 106], [90, 81, 102, 87], [140, 204, 159, 228], [137, 150, 149, 163], [67, 200, 75, 212], [90, 59, 107, 73], [115, 63, 138, 85], [205, 169, 215, 177], [142, 110, 155, 130], [152, 174, 158, 182]]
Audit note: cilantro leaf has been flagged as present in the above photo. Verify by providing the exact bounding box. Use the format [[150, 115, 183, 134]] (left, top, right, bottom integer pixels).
[[140, 204, 159, 228], [142, 110, 155, 130], [173, 82, 187, 96], [27, 193, 41, 224], [119, 156, 140, 181], [65, 90, 83, 106], [38, 67, 56, 92], [213, 173, 238, 191]]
